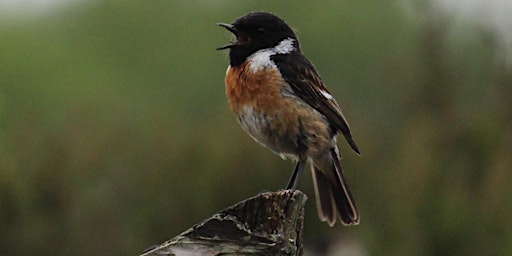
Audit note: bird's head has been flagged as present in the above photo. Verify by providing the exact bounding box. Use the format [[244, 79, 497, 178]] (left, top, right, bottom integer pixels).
[[217, 12, 299, 66]]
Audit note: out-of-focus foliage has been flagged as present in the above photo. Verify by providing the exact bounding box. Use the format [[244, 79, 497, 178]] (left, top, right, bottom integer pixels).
[[1, 1, 511, 255]]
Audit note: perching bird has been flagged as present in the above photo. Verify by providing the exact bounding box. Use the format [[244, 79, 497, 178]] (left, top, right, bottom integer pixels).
[[217, 12, 360, 226]]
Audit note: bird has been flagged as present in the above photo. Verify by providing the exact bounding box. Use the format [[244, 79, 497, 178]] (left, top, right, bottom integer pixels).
[[217, 11, 360, 226]]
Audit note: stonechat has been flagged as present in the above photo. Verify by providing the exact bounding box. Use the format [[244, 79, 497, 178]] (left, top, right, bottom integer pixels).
[[217, 12, 360, 226]]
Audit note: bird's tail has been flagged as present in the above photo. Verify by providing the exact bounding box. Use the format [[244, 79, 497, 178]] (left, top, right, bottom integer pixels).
[[311, 146, 359, 226]]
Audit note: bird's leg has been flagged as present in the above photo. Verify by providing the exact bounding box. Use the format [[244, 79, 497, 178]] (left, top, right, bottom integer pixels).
[[285, 159, 307, 190]]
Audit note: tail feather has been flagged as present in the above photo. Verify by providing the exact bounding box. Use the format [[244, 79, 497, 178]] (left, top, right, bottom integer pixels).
[[311, 146, 359, 226], [311, 169, 336, 226]]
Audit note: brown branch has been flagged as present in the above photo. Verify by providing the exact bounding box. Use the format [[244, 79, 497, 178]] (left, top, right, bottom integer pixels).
[[141, 190, 307, 256]]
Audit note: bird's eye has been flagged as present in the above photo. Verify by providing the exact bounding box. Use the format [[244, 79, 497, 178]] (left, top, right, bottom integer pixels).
[[257, 27, 266, 35]]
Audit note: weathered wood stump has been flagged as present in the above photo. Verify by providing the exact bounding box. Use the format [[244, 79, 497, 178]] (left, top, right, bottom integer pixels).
[[141, 190, 307, 256]]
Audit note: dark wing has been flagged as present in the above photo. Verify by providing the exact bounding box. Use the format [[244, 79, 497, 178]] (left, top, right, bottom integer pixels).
[[272, 52, 360, 154]]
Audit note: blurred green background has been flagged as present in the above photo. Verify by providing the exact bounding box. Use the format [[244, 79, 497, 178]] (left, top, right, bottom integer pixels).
[[1, 0, 511, 255]]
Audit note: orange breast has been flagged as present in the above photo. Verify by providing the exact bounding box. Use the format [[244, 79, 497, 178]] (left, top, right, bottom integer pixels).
[[224, 63, 332, 157], [225, 63, 285, 115]]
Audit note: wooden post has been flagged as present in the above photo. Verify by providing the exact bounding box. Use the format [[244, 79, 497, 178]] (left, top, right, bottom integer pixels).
[[141, 190, 307, 256]]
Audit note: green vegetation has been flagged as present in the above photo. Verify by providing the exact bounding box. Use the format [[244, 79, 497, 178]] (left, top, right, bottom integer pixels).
[[1, 1, 511, 255]]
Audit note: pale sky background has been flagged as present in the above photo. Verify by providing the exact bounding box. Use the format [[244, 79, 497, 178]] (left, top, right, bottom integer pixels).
[[432, 0, 512, 63], [0, 0, 85, 16], [1, 0, 511, 62], [2, 0, 510, 37]]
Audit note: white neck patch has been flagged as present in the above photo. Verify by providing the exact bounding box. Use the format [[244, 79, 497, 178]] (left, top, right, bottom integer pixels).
[[246, 38, 296, 73]]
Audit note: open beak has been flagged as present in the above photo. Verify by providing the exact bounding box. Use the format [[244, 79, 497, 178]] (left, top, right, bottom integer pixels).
[[217, 23, 238, 35], [216, 23, 244, 50]]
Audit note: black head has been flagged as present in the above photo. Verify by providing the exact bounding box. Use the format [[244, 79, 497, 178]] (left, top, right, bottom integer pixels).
[[217, 12, 299, 66]]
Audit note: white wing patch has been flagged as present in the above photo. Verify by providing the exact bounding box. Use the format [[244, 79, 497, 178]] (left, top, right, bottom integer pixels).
[[247, 38, 295, 73], [320, 90, 333, 100]]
